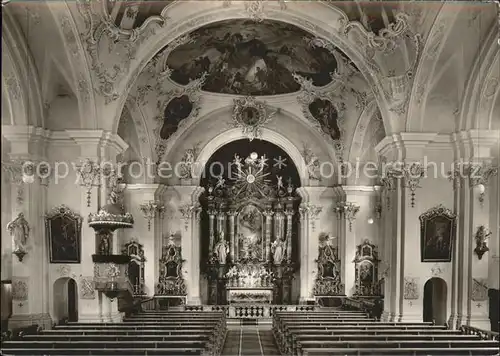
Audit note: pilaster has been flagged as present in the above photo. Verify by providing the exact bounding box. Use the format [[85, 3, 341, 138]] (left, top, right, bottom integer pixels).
[[297, 187, 325, 302], [3, 127, 52, 329], [67, 130, 128, 322], [174, 185, 204, 305]]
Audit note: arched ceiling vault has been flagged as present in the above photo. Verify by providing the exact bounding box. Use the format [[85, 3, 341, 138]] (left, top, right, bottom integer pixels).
[[83, 1, 397, 136], [406, 1, 497, 132], [459, 24, 499, 131], [2, 9, 45, 128]]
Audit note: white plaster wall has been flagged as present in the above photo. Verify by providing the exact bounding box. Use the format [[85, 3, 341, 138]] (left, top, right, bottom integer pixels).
[[401, 151, 455, 322]]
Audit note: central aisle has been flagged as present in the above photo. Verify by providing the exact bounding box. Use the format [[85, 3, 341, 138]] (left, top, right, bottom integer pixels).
[[221, 325, 280, 356]]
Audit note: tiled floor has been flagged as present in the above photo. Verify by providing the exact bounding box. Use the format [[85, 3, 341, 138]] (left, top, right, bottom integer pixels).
[[222, 325, 280, 356]]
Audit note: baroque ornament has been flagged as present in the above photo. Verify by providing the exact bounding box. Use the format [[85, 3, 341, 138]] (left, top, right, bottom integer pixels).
[[302, 143, 321, 181], [154, 74, 206, 164], [75, 159, 103, 207], [179, 143, 201, 180], [140, 201, 164, 231], [403, 277, 419, 300], [79, 276, 96, 300], [76, 0, 166, 104], [12, 278, 29, 301], [231, 97, 277, 141]]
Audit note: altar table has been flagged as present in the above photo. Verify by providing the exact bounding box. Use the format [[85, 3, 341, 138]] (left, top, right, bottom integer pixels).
[[227, 287, 273, 304]]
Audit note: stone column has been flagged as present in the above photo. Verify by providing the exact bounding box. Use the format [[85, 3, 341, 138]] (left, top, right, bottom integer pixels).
[[264, 209, 273, 262], [4, 127, 52, 329], [285, 208, 294, 262], [125, 184, 165, 296], [208, 209, 216, 257], [177, 186, 204, 304], [228, 211, 237, 262]]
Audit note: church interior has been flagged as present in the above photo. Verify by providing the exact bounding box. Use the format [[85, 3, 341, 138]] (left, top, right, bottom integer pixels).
[[1, 0, 499, 355]]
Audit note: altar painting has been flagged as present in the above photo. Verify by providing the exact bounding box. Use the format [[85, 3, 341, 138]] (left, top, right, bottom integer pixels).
[[237, 204, 263, 261]]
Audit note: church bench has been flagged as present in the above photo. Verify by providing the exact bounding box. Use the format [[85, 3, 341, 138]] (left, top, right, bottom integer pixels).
[[41, 329, 214, 336], [66, 320, 220, 326], [292, 334, 481, 342], [0, 347, 205, 355], [295, 339, 500, 349], [55, 323, 219, 329], [21, 334, 211, 342], [2, 340, 208, 349], [299, 347, 500, 355]]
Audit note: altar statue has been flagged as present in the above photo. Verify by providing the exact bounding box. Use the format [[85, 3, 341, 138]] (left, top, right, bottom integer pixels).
[[271, 238, 287, 264], [214, 232, 229, 264]]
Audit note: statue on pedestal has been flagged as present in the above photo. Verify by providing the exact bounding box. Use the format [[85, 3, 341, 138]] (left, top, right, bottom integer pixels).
[[271, 238, 287, 264], [214, 231, 229, 264]]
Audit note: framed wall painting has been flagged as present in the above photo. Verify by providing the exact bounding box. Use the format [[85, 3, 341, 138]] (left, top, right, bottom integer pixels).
[[45, 205, 82, 263], [419, 205, 456, 262]]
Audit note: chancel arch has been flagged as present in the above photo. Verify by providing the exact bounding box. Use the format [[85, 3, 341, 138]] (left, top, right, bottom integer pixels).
[[192, 128, 309, 187]]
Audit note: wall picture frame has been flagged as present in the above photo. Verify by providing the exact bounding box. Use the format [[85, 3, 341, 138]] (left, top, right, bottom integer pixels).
[[45, 205, 82, 264], [419, 205, 456, 263]]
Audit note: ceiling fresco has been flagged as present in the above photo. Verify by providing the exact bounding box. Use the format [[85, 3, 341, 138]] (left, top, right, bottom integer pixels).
[[166, 19, 338, 96]]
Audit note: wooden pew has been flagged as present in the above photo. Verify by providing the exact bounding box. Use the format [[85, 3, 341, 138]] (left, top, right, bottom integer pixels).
[[272, 310, 499, 356], [299, 347, 500, 355], [2, 310, 226, 356]]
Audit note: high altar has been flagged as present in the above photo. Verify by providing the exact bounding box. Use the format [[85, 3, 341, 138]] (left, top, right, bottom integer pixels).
[[201, 152, 299, 305]]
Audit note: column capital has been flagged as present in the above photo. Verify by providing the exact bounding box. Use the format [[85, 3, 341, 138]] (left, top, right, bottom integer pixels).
[[168, 185, 205, 205], [375, 132, 439, 161], [127, 183, 166, 196], [452, 129, 500, 160], [66, 130, 128, 159], [2, 125, 50, 160], [296, 186, 333, 203]]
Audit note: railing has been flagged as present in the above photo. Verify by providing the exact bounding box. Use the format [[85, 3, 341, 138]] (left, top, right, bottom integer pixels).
[[460, 325, 499, 340], [184, 304, 317, 318]]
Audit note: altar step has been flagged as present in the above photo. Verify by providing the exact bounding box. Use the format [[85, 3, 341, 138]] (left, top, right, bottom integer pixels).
[[227, 318, 272, 327]]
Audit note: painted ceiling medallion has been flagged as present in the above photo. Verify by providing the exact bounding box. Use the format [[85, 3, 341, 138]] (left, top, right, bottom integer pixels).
[[231, 97, 277, 141], [166, 19, 338, 96]]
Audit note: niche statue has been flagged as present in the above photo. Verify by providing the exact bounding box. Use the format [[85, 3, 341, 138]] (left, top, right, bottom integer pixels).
[[214, 231, 229, 264], [271, 238, 287, 264]]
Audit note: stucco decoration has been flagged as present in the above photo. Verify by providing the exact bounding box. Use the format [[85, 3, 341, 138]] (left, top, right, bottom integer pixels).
[[134, 35, 195, 107], [302, 143, 321, 181], [471, 278, 488, 301], [230, 96, 277, 141], [179, 143, 201, 180], [294, 74, 346, 162], [403, 277, 419, 300], [79, 276, 96, 300], [12, 277, 29, 301], [154, 75, 206, 164], [55, 265, 72, 277], [76, 0, 165, 104], [431, 263, 445, 277]]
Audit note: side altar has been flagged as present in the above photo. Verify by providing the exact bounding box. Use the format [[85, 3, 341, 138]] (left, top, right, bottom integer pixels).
[[201, 151, 300, 305]]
